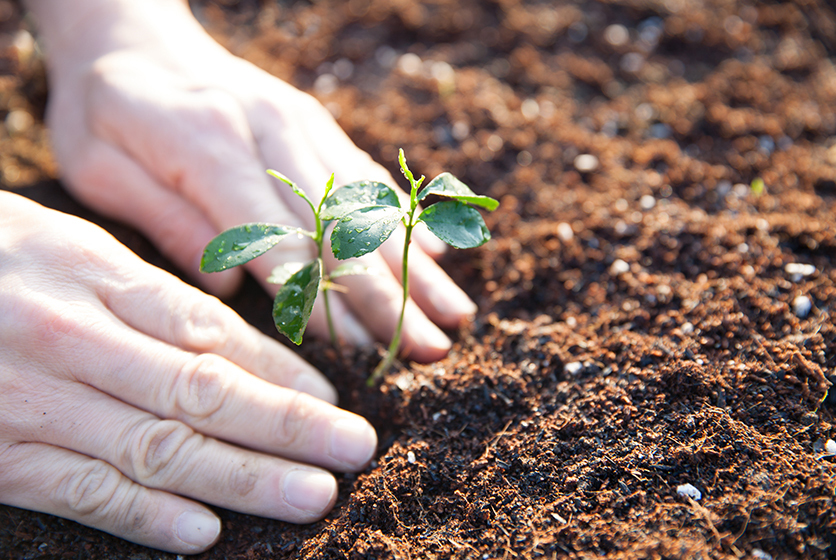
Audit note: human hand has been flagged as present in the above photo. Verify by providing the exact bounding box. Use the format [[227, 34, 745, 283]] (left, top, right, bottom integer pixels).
[[0, 192, 377, 553], [28, 0, 477, 361]]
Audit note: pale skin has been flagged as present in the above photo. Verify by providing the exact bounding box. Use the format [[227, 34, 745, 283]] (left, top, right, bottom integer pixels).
[[1, 0, 478, 554]]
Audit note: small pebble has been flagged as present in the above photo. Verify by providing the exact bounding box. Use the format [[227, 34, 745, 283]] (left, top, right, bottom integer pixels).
[[565, 362, 583, 375], [752, 549, 773, 560], [792, 295, 812, 318], [574, 154, 599, 172], [313, 73, 338, 95], [681, 322, 694, 335], [12, 30, 35, 65], [398, 53, 422, 76], [333, 58, 354, 80], [785, 263, 816, 280], [610, 259, 630, 275], [5, 109, 33, 134], [826, 439, 836, 456], [640, 194, 656, 210], [407, 451, 416, 464], [521, 98, 540, 120], [676, 483, 701, 500], [557, 222, 574, 242], [604, 24, 630, 47]]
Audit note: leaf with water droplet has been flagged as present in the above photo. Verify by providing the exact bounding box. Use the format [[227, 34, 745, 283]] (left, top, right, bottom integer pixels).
[[331, 205, 403, 259], [201, 223, 300, 272], [272, 259, 321, 345], [321, 181, 401, 221], [417, 172, 499, 211], [418, 200, 491, 248]]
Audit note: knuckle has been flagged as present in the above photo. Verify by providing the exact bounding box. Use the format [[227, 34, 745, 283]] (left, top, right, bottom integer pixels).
[[227, 461, 260, 498], [28, 299, 95, 350], [0, 442, 24, 490], [173, 300, 231, 353], [112, 486, 160, 536], [60, 459, 122, 517], [188, 91, 254, 158], [132, 419, 199, 484], [272, 391, 314, 449], [196, 91, 246, 132], [174, 354, 230, 423]]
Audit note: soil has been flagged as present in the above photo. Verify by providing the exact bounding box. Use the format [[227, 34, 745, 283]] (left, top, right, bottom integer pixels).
[[2, 0, 836, 558]]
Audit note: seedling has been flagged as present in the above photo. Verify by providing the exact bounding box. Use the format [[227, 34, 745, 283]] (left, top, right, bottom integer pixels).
[[322, 149, 498, 382], [199, 151, 497, 385], [199, 171, 368, 346]]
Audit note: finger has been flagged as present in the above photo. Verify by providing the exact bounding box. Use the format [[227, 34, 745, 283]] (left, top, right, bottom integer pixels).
[[17, 384, 341, 523], [290, 92, 448, 258], [90, 76, 372, 347], [378, 227, 478, 329], [94, 258, 338, 403], [327, 252, 453, 363], [0, 443, 221, 554], [254, 92, 474, 330], [250, 114, 448, 358], [244, 96, 380, 346], [19, 298, 377, 471], [62, 137, 244, 298]]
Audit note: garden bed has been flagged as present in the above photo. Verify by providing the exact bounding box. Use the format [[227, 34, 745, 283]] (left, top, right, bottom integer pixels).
[[1, 0, 835, 558]]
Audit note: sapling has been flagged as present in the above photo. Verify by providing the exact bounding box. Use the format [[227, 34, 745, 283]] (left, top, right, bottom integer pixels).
[[200, 171, 367, 346], [200, 151, 497, 384], [322, 149, 498, 382]]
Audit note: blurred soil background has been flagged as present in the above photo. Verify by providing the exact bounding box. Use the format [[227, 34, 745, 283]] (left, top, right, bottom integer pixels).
[[1, 0, 836, 558]]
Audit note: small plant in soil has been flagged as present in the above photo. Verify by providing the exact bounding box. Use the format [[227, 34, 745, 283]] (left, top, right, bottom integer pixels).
[[200, 150, 497, 383], [199, 171, 365, 346], [321, 149, 498, 382]]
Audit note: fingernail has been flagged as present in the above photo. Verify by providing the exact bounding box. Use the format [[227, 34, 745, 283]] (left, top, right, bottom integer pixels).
[[429, 285, 477, 319], [329, 417, 377, 468], [293, 373, 338, 404], [413, 321, 452, 353], [176, 511, 221, 548], [283, 469, 337, 516]]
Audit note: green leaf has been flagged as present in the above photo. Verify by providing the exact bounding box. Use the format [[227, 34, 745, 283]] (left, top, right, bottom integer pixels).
[[272, 259, 321, 345], [200, 223, 299, 273], [417, 172, 499, 211], [329, 262, 378, 279], [331, 206, 404, 259], [267, 169, 316, 211], [418, 200, 491, 249], [321, 181, 401, 221]]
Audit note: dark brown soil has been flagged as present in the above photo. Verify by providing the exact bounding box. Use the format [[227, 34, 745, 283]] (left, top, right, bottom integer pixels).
[[2, 0, 836, 558]]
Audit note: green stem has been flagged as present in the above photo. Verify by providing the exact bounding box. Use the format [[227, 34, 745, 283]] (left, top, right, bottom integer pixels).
[[316, 232, 339, 349], [317, 174, 340, 348], [370, 221, 412, 383], [323, 285, 339, 350]]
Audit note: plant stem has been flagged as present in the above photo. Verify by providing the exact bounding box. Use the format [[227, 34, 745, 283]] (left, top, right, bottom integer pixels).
[[314, 176, 340, 349], [370, 220, 413, 383], [316, 236, 339, 350], [322, 285, 339, 349]]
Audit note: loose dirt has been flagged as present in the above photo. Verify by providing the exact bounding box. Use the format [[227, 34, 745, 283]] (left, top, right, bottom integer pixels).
[[2, 0, 835, 558]]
